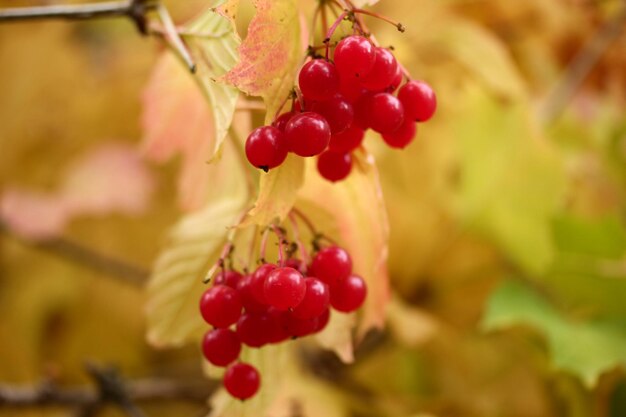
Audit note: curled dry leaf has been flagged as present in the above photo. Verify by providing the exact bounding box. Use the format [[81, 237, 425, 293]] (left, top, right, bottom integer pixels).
[[0, 143, 154, 240]]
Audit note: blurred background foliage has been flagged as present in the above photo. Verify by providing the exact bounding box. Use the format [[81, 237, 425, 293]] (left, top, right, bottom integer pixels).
[[0, 0, 625, 416]]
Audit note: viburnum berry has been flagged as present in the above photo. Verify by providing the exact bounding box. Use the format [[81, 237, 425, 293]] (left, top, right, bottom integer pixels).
[[272, 111, 294, 131], [224, 363, 260, 401], [264, 267, 306, 310], [398, 80, 437, 122], [317, 150, 352, 182], [339, 73, 367, 103], [284, 258, 307, 275], [298, 59, 340, 101], [330, 274, 367, 313], [266, 307, 290, 344], [236, 274, 268, 313], [310, 246, 352, 285], [245, 126, 288, 172], [382, 119, 417, 149], [311, 95, 354, 135], [334, 35, 376, 79], [367, 93, 405, 134], [291, 277, 330, 319], [214, 270, 242, 288], [250, 263, 277, 305], [360, 47, 399, 92], [236, 312, 271, 348], [315, 308, 331, 333], [329, 124, 364, 153], [199, 285, 242, 328], [284, 112, 331, 157], [284, 312, 320, 338], [201, 328, 241, 367], [388, 65, 403, 92]]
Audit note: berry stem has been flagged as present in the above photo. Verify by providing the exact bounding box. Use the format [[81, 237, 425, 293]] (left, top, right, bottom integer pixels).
[[247, 225, 259, 272], [291, 207, 318, 236], [321, 2, 329, 47], [324, 10, 349, 60], [259, 227, 270, 263], [203, 242, 234, 284], [271, 225, 287, 267], [351, 8, 405, 32], [288, 213, 310, 265]]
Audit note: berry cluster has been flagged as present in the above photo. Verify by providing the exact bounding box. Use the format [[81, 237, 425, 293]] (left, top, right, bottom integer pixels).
[[244, 34, 436, 182], [199, 245, 365, 400]]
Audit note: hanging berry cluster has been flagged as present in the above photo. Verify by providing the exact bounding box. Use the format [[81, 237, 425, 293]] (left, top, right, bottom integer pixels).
[[198, 224, 366, 400], [244, 6, 437, 182]]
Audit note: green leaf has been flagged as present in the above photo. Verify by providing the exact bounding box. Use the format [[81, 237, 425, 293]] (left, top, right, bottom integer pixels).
[[483, 279, 626, 387], [222, 0, 302, 124], [452, 86, 566, 275], [146, 197, 245, 347]]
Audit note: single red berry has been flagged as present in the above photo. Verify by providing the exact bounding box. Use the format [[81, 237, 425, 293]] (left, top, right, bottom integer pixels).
[[264, 267, 306, 310], [330, 274, 367, 312], [388, 65, 403, 92], [236, 312, 271, 348], [284, 112, 331, 157], [214, 270, 243, 288], [360, 48, 399, 92], [310, 246, 352, 286], [382, 119, 417, 149], [245, 126, 288, 172], [224, 363, 260, 400], [311, 95, 354, 135], [398, 80, 437, 122], [329, 124, 364, 153], [292, 278, 330, 319], [250, 264, 277, 305], [284, 258, 308, 275], [201, 329, 241, 367], [266, 307, 290, 344], [299, 59, 340, 101], [199, 285, 243, 328], [339, 74, 368, 103], [368, 93, 404, 134], [284, 312, 320, 338], [272, 112, 295, 131], [236, 274, 268, 313], [352, 93, 374, 130], [315, 308, 331, 333], [334, 35, 376, 79], [317, 151, 352, 182]]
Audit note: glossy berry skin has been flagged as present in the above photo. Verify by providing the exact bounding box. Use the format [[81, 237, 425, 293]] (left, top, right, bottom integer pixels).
[[330, 274, 367, 313], [250, 264, 277, 305], [368, 93, 405, 134], [272, 112, 294, 131], [317, 151, 352, 182], [360, 48, 399, 92], [214, 270, 242, 288], [291, 278, 330, 319], [315, 308, 331, 333], [264, 267, 306, 310], [310, 246, 352, 286], [284, 312, 320, 338], [382, 119, 417, 149], [398, 80, 437, 122], [224, 363, 260, 400], [199, 285, 242, 328], [236, 274, 268, 313], [284, 112, 331, 157], [312, 95, 354, 135], [299, 59, 339, 101], [329, 125, 364, 153], [202, 329, 241, 367], [334, 35, 376, 79], [236, 312, 270, 348], [245, 126, 288, 172]]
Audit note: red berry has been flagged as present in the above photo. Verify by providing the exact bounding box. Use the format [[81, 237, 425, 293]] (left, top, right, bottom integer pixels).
[[236, 274, 268, 313], [202, 329, 241, 367], [315, 308, 331, 333], [199, 285, 242, 328], [264, 267, 306, 310], [292, 278, 330, 319], [299, 59, 340, 101], [284, 258, 308, 275], [398, 80, 437, 122], [368, 93, 404, 134], [224, 363, 260, 400], [236, 312, 270, 348], [284, 312, 319, 338], [360, 48, 398, 92], [330, 274, 367, 312], [284, 112, 331, 157], [334, 35, 376, 79], [382, 119, 417, 149], [317, 151, 352, 182], [353, 93, 373, 130], [214, 270, 242, 288], [310, 246, 352, 286], [312, 95, 354, 135], [251, 263, 277, 305], [272, 112, 295, 131], [339, 74, 367, 103], [329, 125, 364, 153], [245, 126, 288, 171], [266, 307, 290, 344], [388, 65, 403, 92]]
